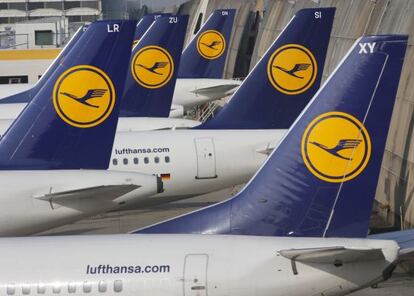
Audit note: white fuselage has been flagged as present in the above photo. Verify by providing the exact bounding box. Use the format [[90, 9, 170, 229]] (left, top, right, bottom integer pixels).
[[116, 117, 200, 131], [0, 78, 241, 118], [0, 234, 398, 296], [110, 129, 283, 205], [0, 126, 283, 206], [0, 84, 31, 99], [0, 170, 159, 236]]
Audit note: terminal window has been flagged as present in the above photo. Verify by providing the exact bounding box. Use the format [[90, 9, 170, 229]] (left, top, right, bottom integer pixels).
[[35, 30, 53, 46], [28, 2, 43, 10], [45, 2, 63, 10], [9, 3, 26, 10], [64, 1, 81, 10], [81, 1, 99, 9], [0, 76, 28, 84]]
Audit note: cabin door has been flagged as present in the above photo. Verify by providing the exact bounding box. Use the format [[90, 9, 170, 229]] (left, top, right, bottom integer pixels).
[[183, 254, 209, 296], [194, 138, 217, 179]]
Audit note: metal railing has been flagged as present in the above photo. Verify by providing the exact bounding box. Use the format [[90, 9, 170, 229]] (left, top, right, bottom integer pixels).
[[196, 102, 220, 122], [0, 32, 71, 49]]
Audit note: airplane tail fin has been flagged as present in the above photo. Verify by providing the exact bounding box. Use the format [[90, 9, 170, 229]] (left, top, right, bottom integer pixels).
[[0, 25, 87, 104], [134, 35, 408, 238], [178, 9, 235, 79], [133, 13, 172, 46], [197, 8, 334, 129], [120, 15, 189, 117], [0, 20, 136, 170]]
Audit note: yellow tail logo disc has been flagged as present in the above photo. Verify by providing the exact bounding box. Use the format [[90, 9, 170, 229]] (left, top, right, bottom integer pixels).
[[301, 112, 371, 183], [53, 65, 116, 128], [197, 30, 226, 60], [131, 45, 174, 89], [267, 44, 317, 95]]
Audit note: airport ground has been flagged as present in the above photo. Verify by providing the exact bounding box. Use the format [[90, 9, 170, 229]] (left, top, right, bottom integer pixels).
[[40, 187, 235, 235], [351, 273, 414, 296], [41, 186, 414, 296]]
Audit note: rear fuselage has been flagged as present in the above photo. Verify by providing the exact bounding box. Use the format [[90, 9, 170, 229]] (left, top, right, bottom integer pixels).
[[0, 235, 398, 296], [110, 129, 283, 204], [0, 170, 159, 235], [0, 125, 284, 225]]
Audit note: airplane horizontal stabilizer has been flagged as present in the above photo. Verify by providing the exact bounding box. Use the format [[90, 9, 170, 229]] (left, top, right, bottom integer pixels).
[[191, 83, 240, 98], [370, 229, 414, 263], [280, 247, 385, 263], [35, 185, 139, 202]]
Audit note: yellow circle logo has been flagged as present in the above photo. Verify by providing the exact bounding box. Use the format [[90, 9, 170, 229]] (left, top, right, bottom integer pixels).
[[301, 112, 371, 183], [131, 45, 174, 89], [267, 44, 317, 95], [196, 30, 226, 60], [53, 65, 116, 128]]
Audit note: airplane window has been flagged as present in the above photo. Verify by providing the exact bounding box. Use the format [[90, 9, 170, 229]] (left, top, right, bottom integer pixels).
[[144, 157, 149, 164], [22, 284, 30, 295], [37, 283, 46, 294], [154, 156, 160, 163], [83, 281, 92, 293], [165, 156, 170, 163], [113, 280, 123, 293], [52, 284, 61, 294], [133, 157, 139, 164], [98, 281, 107, 293], [22, 285, 30, 295], [112, 158, 118, 166], [68, 282, 76, 293], [123, 158, 128, 165], [6, 284, 15, 295]]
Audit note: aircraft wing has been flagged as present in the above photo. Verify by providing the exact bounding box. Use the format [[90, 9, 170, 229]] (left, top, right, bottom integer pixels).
[[191, 83, 240, 99], [35, 185, 139, 202], [280, 246, 385, 263]]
